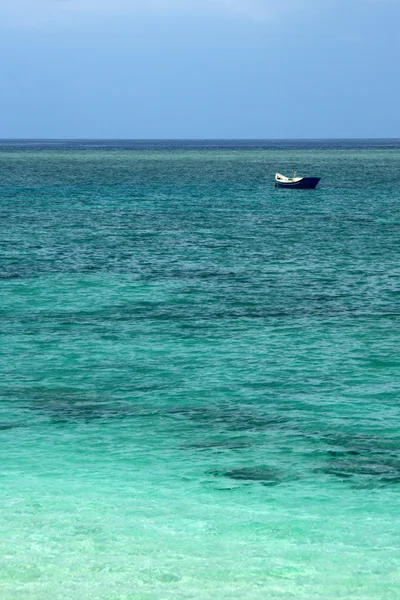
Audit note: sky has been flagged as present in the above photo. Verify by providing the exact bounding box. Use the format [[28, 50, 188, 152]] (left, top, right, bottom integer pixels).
[[0, 0, 399, 138]]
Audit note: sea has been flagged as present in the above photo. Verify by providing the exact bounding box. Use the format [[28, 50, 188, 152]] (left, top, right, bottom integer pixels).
[[1, 139, 400, 600]]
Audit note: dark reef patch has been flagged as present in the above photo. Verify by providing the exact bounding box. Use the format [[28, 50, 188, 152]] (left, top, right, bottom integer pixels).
[[209, 465, 286, 486], [323, 458, 400, 484], [320, 431, 400, 486], [167, 404, 288, 433], [0, 422, 22, 431], [1, 386, 156, 424]]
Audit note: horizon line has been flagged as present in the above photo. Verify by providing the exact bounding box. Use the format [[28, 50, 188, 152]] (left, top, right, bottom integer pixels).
[[1, 137, 400, 142]]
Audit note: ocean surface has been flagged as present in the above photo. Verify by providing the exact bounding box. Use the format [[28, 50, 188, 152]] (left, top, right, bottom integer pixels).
[[1, 139, 400, 600]]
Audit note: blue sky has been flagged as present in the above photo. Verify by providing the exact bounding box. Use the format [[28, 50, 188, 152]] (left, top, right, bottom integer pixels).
[[0, 0, 399, 138]]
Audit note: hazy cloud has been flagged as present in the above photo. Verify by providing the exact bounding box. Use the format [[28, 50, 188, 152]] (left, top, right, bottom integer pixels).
[[1, 0, 397, 27], [0, 0, 315, 23]]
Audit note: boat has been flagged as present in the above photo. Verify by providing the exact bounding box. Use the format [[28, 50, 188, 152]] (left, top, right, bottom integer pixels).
[[275, 170, 320, 189]]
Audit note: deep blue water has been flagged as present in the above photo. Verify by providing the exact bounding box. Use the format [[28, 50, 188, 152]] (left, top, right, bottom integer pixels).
[[1, 140, 400, 599], [1, 138, 400, 150]]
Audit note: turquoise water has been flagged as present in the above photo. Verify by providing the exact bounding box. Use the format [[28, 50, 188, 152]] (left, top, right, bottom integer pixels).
[[1, 140, 400, 599]]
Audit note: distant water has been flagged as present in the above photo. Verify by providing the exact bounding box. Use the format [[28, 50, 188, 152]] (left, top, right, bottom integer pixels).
[[1, 140, 400, 600]]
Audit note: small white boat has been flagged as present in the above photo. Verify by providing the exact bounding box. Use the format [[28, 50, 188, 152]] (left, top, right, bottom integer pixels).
[[275, 171, 320, 189]]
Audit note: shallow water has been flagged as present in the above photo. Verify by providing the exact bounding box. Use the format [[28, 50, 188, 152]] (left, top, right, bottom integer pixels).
[[1, 140, 400, 599]]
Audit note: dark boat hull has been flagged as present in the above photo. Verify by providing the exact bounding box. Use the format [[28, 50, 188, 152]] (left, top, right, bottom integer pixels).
[[275, 177, 320, 189]]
